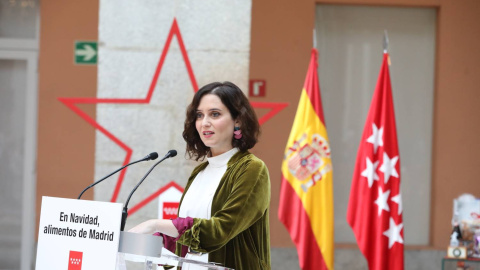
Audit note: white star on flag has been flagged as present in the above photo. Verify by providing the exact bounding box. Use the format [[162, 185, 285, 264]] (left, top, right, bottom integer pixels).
[[361, 157, 379, 188], [383, 217, 404, 248], [379, 152, 399, 184], [374, 187, 390, 216], [391, 192, 403, 215], [366, 123, 383, 153]]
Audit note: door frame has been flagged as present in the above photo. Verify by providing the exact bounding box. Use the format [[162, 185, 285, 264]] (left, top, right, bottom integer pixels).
[[0, 49, 38, 270]]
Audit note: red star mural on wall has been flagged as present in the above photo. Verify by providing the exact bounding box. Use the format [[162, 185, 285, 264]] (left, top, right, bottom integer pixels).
[[59, 18, 288, 215]]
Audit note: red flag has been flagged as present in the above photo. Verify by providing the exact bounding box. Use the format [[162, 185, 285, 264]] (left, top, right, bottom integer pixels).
[[279, 48, 334, 270], [347, 52, 404, 270]]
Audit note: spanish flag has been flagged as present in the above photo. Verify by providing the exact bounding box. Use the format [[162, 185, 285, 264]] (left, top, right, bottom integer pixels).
[[278, 48, 334, 270]]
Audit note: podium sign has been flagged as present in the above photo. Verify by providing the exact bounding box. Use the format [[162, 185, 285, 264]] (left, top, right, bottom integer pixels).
[[35, 196, 122, 270]]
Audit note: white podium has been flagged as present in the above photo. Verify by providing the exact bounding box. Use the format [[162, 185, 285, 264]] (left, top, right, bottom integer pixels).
[[35, 196, 233, 270], [117, 231, 234, 270], [36, 196, 123, 270]]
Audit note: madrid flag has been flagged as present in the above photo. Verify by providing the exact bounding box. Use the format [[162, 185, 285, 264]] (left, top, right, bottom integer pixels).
[[347, 52, 404, 270], [279, 48, 334, 270]]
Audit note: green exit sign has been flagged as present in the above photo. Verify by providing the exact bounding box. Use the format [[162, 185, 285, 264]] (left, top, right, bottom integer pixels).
[[74, 41, 97, 65]]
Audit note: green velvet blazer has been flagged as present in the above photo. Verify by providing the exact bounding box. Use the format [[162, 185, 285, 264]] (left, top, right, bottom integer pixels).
[[175, 150, 271, 270]]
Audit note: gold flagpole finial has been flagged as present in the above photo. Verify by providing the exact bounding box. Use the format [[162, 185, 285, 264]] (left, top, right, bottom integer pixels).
[[383, 30, 391, 65]]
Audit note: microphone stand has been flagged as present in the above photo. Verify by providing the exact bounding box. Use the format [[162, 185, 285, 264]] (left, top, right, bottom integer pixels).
[[77, 152, 158, 199], [120, 150, 177, 231]]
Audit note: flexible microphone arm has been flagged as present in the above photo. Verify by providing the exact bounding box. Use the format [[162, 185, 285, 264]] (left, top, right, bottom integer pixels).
[[77, 152, 159, 199], [120, 150, 177, 231]]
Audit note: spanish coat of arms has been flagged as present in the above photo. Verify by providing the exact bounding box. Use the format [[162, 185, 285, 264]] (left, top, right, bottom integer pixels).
[[284, 133, 332, 192]]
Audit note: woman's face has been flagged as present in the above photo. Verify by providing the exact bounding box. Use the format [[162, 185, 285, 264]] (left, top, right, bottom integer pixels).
[[195, 94, 237, 157]]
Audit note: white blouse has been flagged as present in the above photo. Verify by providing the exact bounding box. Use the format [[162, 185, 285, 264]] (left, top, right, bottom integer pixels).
[[178, 148, 239, 267]]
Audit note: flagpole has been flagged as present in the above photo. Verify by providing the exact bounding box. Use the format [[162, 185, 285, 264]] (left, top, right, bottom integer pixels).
[[383, 30, 389, 53], [279, 38, 334, 270], [313, 28, 317, 49], [347, 31, 404, 270]]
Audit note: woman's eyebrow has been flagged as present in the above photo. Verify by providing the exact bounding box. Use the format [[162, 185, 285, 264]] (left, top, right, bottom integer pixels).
[[196, 108, 223, 111]]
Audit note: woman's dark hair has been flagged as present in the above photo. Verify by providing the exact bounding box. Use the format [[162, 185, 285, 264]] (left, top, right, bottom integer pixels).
[[183, 81, 260, 161]]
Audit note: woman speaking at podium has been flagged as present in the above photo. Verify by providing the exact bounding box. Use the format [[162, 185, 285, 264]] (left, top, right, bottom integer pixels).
[[130, 81, 271, 270]]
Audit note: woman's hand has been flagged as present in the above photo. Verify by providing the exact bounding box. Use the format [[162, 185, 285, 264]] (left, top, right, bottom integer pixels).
[[128, 219, 179, 237], [128, 219, 158, 234]]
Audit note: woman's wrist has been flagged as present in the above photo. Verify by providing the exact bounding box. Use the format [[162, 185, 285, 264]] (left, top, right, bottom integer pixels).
[[128, 218, 182, 238], [156, 219, 179, 237]]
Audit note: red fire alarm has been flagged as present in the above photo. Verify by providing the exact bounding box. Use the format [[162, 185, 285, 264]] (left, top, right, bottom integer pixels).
[[249, 79, 266, 97]]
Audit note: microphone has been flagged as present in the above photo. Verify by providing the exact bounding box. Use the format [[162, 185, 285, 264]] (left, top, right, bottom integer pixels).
[[120, 150, 177, 231], [77, 152, 159, 199]]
